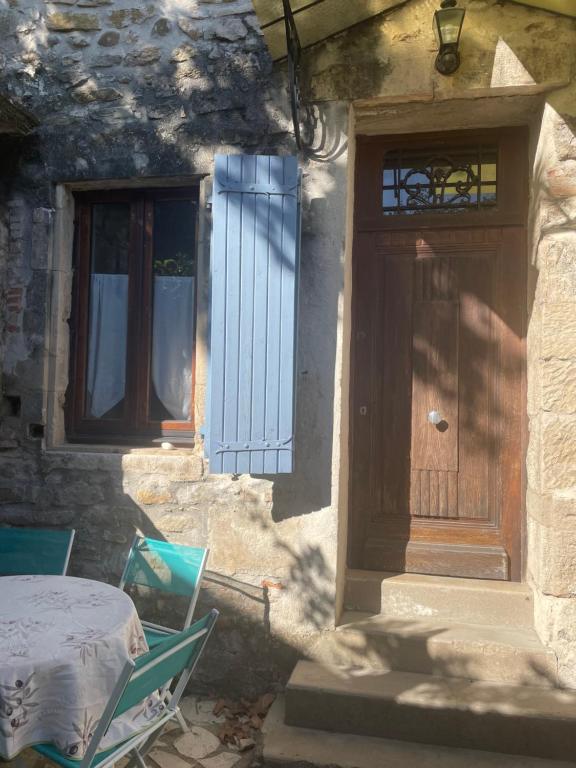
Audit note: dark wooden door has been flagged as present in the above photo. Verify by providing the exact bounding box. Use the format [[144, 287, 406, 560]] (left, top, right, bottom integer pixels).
[[349, 130, 528, 581]]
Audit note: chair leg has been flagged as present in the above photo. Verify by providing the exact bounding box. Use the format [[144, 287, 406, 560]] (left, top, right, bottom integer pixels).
[[133, 750, 149, 768], [175, 708, 189, 733], [124, 748, 149, 768]]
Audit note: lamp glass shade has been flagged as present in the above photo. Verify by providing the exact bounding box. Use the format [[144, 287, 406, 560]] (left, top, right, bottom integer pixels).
[[435, 7, 465, 46]]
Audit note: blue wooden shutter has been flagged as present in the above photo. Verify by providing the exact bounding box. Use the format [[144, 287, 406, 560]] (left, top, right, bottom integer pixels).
[[207, 154, 301, 474]]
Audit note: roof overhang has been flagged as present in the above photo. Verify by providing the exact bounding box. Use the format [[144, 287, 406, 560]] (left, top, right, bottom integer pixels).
[[0, 93, 38, 136], [251, 0, 409, 61], [509, 0, 576, 17], [253, 0, 576, 62]]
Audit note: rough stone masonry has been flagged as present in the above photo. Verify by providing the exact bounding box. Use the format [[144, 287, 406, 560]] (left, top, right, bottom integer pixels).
[[0, 0, 575, 697], [0, 0, 347, 696]]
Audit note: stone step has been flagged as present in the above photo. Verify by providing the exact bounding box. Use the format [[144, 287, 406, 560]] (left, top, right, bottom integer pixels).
[[263, 697, 576, 768], [347, 571, 535, 628], [284, 661, 576, 761], [310, 611, 557, 688]]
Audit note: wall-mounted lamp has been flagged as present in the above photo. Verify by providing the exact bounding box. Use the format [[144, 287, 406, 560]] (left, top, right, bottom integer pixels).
[[434, 0, 466, 76]]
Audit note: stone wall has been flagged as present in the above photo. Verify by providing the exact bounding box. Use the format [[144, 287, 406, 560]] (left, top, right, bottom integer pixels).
[[0, 0, 575, 695], [527, 84, 576, 688], [0, 0, 350, 695]]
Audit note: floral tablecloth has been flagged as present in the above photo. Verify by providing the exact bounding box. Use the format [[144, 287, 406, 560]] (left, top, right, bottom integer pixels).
[[0, 575, 159, 760]]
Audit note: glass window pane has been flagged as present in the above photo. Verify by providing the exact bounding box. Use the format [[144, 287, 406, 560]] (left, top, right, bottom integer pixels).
[[382, 146, 498, 215], [150, 199, 196, 422], [85, 203, 130, 420]]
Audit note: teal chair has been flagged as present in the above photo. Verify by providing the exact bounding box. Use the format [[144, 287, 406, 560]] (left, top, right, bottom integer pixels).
[[0, 527, 75, 576], [119, 536, 209, 648], [33, 610, 218, 768]]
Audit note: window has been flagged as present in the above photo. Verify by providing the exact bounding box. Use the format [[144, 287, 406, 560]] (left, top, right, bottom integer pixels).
[[382, 145, 498, 214], [67, 189, 198, 443]]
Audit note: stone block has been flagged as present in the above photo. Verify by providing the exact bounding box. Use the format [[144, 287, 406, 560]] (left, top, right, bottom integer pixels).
[[538, 234, 576, 304], [92, 54, 122, 67], [124, 46, 161, 66], [152, 18, 171, 36], [536, 196, 576, 235], [190, 1, 253, 18], [31, 207, 52, 270], [546, 162, 576, 199], [554, 111, 576, 162], [51, 479, 106, 506], [542, 359, 576, 414], [170, 44, 196, 63], [72, 84, 123, 103], [528, 515, 576, 597], [41, 449, 123, 473], [121, 452, 203, 481], [533, 592, 576, 689], [135, 486, 173, 505], [46, 12, 100, 31], [541, 304, 576, 360], [541, 413, 576, 492], [210, 18, 247, 41], [527, 487, 576, 531], [526, 413, 541, 494], [527, 356, 542, 418], [107, 7, 154, 28], [178, 18, 202, 40], [98, 30, 119, 46]]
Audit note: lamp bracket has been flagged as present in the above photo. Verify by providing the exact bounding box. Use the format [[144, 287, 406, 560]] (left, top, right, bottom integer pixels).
[[282, 0, 316, 149]]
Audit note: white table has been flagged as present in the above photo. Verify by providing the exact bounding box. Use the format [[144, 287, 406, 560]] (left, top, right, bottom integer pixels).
[[0, 575, 159, 760]]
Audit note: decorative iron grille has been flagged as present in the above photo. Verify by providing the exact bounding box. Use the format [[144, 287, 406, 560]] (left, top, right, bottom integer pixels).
[[382, 146, 498, 214]]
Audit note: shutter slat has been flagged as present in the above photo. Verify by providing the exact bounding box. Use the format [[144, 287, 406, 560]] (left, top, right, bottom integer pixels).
[[264, 166, 283, 474], [249, 158, 272, 474], [222, 156, 242, 474], [236, 155, 257, 475], [278, 160, 299, 473], [208, 154, 300, 475]]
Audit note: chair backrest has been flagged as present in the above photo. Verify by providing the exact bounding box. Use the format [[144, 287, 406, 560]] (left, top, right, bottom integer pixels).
[[119, 536, 209, 627], [114, 609, 218, 717], [79, 610, 218, 768], [0, 527, 75, 576]]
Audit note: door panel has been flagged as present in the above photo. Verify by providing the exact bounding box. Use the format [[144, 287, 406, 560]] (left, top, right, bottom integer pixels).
[[411, 299, 459, 473], [349, 228, 526, 580]]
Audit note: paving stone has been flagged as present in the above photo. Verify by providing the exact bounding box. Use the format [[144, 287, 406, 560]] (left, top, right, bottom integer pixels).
[[149, 750, 192, 768], [180, 696, 227, 725], [174, 727, 221, 760], [198, 753, 241, 768]]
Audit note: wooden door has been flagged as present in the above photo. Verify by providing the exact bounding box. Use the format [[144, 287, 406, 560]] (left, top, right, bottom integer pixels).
[[349, 130, 528, 581]]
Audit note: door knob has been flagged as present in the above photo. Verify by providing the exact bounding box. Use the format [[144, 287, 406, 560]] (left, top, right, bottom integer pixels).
[[428, 410, 442, 425]]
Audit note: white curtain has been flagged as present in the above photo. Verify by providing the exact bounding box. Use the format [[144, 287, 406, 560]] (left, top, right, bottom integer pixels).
[[152, 276, 195, 421], [86, 274, 129, 419]]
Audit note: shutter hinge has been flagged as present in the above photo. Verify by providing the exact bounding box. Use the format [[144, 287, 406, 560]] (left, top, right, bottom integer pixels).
[[216, 179, 299, 197], [216, 437, 294, 453]]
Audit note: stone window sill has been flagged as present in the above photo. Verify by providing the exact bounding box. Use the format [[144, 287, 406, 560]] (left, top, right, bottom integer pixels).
[[42, 442, 206, 481], [45, 442, 198, 456]]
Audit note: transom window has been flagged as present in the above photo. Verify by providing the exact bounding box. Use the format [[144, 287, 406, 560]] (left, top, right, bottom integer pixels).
[[382, 145, 498, 215], [67, 189, 198, 443]]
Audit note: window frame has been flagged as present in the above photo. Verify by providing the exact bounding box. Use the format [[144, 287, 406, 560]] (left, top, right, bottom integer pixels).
[[67, 187, 200, 444], [354, 127, 529, 232]]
